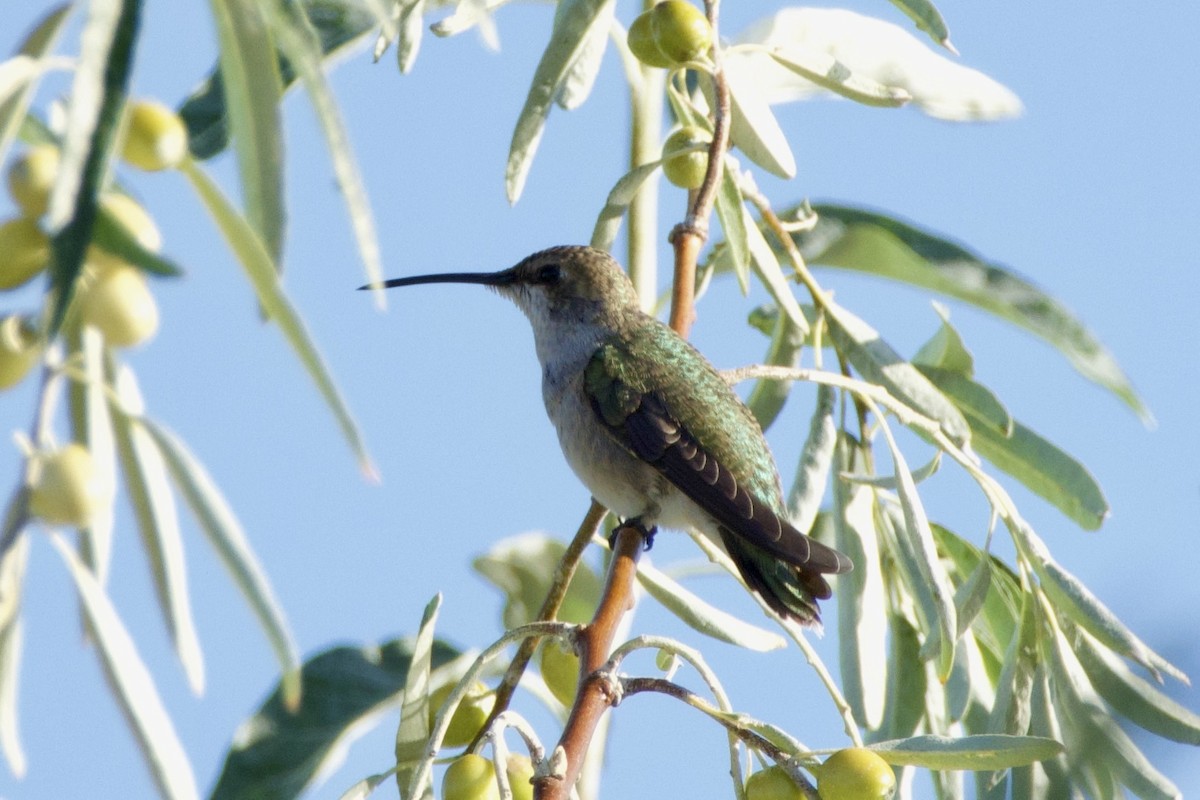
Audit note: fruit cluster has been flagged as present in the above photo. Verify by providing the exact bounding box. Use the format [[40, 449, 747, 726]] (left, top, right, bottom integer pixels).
[[4, 99, 188, 528]]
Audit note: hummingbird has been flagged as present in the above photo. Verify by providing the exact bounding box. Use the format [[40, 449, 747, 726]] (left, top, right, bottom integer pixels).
[[368, 245, 852, 625]]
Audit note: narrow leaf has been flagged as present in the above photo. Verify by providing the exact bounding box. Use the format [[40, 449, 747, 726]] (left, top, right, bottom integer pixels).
[[396, 0, 427, 73], [785, 384, 836, 533], [67, 326, 117, 584], [912, 302, 973, 375], [46, 0, 141, 336], [823, 297, 970, 444], [109, 360, 205, 694], [745, 304, 809, 431], [931, 526, 1020, 661], [635, 559, 786, 652], [877, 431, 957, 679], [206, 0, 286, 264], [713, 160, 749, 292], [590, 160, 661, 252], [180, 157, 375, 475], [505, 0, 612, 203], [868, 734, 1063, 769], [267, 3, 386, 299], [886, 0, 952, 48], [986, 593, 1038, 740], [744, 204, 809, 337], [554, 0, 613, 110], [91, 204, 184, 277], [793, 203, 1150, 422], [0, 3, 72, 166], [719, 59, 796, 178], [48, 533, 199, 800], [969, 414, 1108, 531], [1069, 623, 1200, 745], [876, 611, 924, 742], [0, 537, 29, 778], [1021, 526, 1185, 684], [765, 46, 911, 107], [917, 365, 1011, 435], [395, 595, 441, 793], [210, 638, 463, 800], [135, 417, 301, 707], [833, 440, 887, 729]]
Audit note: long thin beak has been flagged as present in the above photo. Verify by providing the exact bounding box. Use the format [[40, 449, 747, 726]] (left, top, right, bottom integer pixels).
[[358, 269, 516, 291]]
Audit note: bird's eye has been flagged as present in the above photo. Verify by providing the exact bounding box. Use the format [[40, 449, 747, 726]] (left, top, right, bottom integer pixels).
[[536, 264, 563, 284]]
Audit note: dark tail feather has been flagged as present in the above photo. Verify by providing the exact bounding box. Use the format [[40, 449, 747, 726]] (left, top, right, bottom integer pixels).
[[719, 527, 832, 626]]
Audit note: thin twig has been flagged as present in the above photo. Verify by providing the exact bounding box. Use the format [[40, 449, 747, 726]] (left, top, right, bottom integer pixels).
[[534, 523, 645, 800], [474, 500, 607, 750], [619, 677, 821, 800]]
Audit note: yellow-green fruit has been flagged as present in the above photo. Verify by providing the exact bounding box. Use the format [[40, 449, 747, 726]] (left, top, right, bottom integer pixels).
[[0, 315, 39, 390], [627, 11, 674, 69], [429, 682, 495, 748], [120, 100, 188, 171], [78, 263, 160, 348], [816, 748, 896, 800], [103, 192, 163, 251], [441, 754, 500, 800], [0, 217, 50, 290], [744, 765, 805, 800], [539, 639, 580, 707], [6, 145, 59, 218], [649, 0, 712, 64], [28, 443, 105, 528], [505, 754, 535, 800], [661, 126, 711, 189]]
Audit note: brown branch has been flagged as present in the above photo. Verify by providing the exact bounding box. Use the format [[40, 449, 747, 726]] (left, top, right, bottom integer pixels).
[[668, 0, 730, 338], [534, 523, 645, 800], [473, 499, 608, 751]]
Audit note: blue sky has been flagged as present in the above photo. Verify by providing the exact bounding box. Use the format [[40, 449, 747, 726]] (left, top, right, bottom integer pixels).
[[1, 1, 1198, 798]]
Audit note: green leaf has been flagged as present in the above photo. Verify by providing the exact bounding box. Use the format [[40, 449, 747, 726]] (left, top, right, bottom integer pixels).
[[590, 160, 662, 252], [868, 734, 1063, 770], [0, 537, 28, 778], [394, 595, 441, 795], [109, 360, 205, 695], [134, 417, 301, 708], [744, 305, 808, 431], [1045, 626, 1182, 800], [0, 3, 71, 168], [1020, 525, 1185, 684], [91, 201, 185, 277], [716, 60, 796, 179], [179, 157, 375, 475], [713, 159, 749, 292], [48, 532, 199, 800], [210, 637, 464, 800], [969, 413, 1108, 531], [206, 0, 286, 264], [473, 533, 602, 628], [180, 0, 376, 158], [744, 205, 809, 338], [931, 525, 1020, 661], [396, 0, 427, 73], [913, 302, 973, 375], [764, 46, 911, 107], [823, 297, 970, 444], [554, 0, 613, 110], [264, 2, 385, 296], [917, 365, 1011, 436], [1068, 623, 1200, 746], [67, 326, 117, 583], [505, 0, 612, 203], [792, 203, 1150, 423], [46, 0, 141, 337], [885, 0, 952, 48], [832, 439, 887, 730], [634, 559, 786, 652], [875, 611, 924, 742], [986, 593, 1038, 742], [784, 384, 836, 532]]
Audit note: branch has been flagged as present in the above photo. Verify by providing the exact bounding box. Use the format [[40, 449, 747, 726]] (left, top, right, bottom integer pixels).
[[534, 522, 645, 800], [473, 500, 607, 750], [668, 0, 730, 337]]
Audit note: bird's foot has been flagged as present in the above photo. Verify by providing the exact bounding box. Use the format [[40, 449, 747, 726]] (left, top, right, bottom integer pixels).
[[609, 517, 657, 551]]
